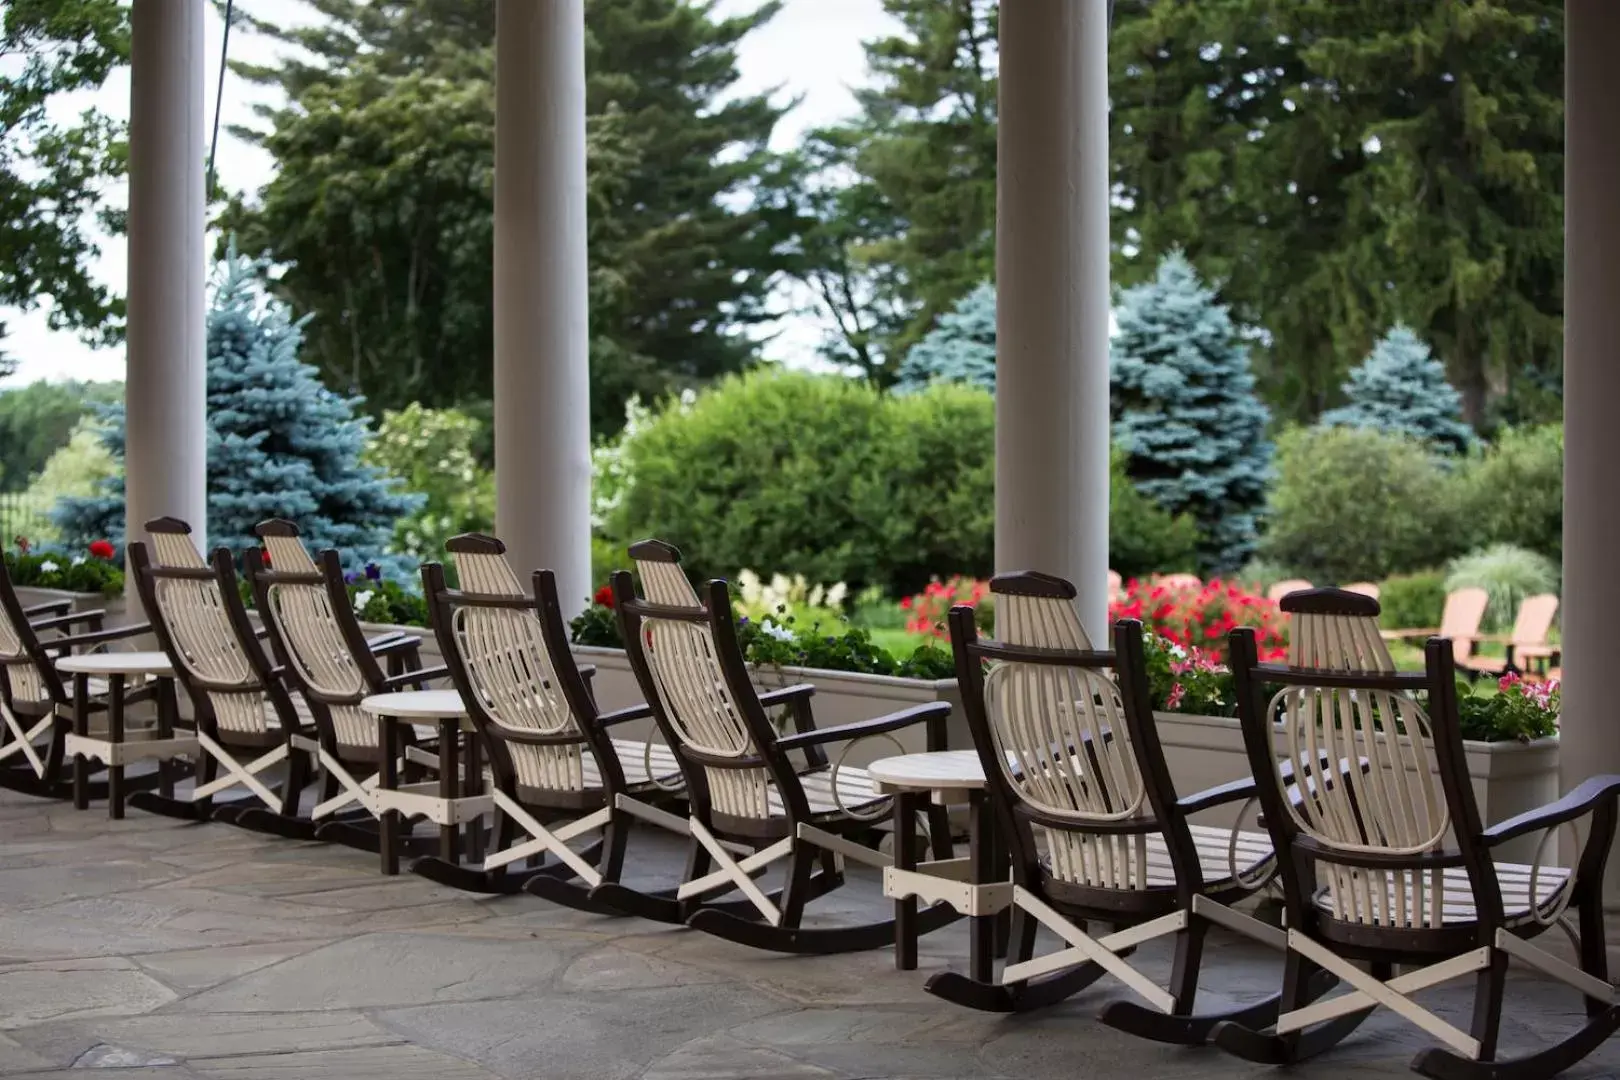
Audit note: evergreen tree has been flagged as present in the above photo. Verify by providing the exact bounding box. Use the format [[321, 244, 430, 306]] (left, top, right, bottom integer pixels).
[[893, 282, 997, 393], [1321, 325, 1474, 454], [222, 0, 797, 433], [53, 248, 418, 567], [1111, 252, 1272, 572]]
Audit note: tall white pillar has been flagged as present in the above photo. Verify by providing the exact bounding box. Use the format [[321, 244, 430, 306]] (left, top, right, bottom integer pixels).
[[125, 0, 207, 564], [1563, 0, 1620, 890], [995, 1, 1111, 634], [493, 0, 592, 612]]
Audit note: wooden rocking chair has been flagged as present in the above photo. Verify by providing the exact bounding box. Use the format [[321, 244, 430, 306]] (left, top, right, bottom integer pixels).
[[1213, 589, 1620, 1078], [246, 520, 444, 852], [932, 572, 1303, 1035], [0, 560, 175, 801], [598, 540, 959, 953], [126, 518, 321, 836], [410, 533, 687, 901]]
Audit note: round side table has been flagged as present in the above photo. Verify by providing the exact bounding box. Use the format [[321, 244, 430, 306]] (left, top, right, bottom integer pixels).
[[358, 689, 488, 875], [57, 651, 192, 819]]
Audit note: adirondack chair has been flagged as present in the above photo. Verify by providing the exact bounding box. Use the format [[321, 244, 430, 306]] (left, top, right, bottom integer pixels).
[[1268, 579, 1313, 603], [126, 518, 321, 835], [598, 539, 958, 953], [0, 560, 169, 800], [246, 520, 444, 852], [1460, 593, 1559, 677], [1381, 586, 1488, 668], [409, 534, 689, 901], [931, 572, 1313, 1035], [1214, 589, 1620, 1079]]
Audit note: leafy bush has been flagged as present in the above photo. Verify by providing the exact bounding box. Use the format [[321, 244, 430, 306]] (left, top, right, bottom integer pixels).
[[1378, 571, 1446, 631], [1110, 577, 1287, 662], [590, 536, 633, 588], [1260, 426, 1468, 583], [19, 419, 119, 544], [612, 371, 993, 596], [364, 403, 494, 560], [1444, 544, 1558, 632], [5, 540, 122, 595], [1456, 424, 1562, 561], [1110, 447, 1199, 579], [1236, 558, 1294, 594]]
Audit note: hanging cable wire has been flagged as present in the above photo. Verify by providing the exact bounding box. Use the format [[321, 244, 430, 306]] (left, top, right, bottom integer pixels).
[[207, 0, 235, 197]]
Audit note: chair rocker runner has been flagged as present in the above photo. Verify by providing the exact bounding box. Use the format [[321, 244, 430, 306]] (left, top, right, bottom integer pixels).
[[126, 518, 320, 836], [0, 562, 181, 801], [599, 540, 959, 954], [408, 534, 685, 901], [928, 573, 1301, 1034], [1210, 588, 1620, 1079], [247, 520, 444, 853]]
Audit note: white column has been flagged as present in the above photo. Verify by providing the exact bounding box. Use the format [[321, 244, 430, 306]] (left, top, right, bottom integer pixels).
[[124, 0, 207, 564], [995, 1, 1111, 634], [493, 0, 592, 612], [1563, 0, 1620, 890]]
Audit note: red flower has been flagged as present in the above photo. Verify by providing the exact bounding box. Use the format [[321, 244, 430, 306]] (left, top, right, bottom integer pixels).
[[593, 584, 614, 609], [900, 596, 913, 610], [88, 540, 116, 560]]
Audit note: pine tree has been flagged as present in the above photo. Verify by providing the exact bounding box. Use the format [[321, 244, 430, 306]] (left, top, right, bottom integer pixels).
[[1321, 325, 1474, 455], [893, 282, 997, 393], [1111, 252, 1272, 572], [53, 248, 418, 567]]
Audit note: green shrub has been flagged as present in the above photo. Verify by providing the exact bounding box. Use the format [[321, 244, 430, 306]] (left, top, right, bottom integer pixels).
[[1378, 571, 1447, 631], [1444, 544, 1558, 632], [363, 403, 494, 560], [1259, 426, 1469, 583], [1110, 447, 1199, 579], [1456, 424, 1562, 561]]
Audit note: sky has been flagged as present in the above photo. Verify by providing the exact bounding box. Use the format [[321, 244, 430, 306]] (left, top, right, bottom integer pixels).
[[2, 0, 899, 386]]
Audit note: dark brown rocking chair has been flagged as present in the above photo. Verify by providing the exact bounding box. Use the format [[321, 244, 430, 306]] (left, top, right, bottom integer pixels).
[[245, 520, 443, 852], [408, 533, 687, 902], [598, 540, 959, 954], [1213, 588, 1620, 1079], [935, 572, 1311, 1035], [126, 518, 321, 836]]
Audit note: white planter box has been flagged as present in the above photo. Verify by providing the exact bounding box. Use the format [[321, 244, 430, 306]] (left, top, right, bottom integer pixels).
[[15, 586, 131, 627], [1155, 711, 1562, 864]]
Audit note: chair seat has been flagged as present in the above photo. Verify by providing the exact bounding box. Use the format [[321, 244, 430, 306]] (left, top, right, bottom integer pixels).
[[1042, 824, 1276, 890], [1312, 860, 1572, 927], [602, 737, 683, 790], [770, 765, 890, 821]]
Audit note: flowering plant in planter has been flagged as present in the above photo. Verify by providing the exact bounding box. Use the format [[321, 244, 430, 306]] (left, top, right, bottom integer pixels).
[[5, 537, 123, 595], [903, 576, 993, 638], [570, 585, 622, 647], [1455, 673, 1559, 743], [1141, 631, 1237, 716], [236, 558, 429, 628], [1111, 577, 1286, 661]]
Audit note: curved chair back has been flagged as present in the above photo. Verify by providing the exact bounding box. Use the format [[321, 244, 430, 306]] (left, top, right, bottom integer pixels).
[[0, 560, 70, 714]]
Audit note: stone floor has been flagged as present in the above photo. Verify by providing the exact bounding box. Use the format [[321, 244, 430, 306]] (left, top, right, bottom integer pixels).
[[3, 789, 1620, 1080]]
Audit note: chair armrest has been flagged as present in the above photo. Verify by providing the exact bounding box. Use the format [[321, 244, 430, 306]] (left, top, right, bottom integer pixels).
[[1381, 627, 1440, 641], [53, 622, 153, 650], [1482, 775, 1620, 848], [381, 665, 448, 690], [757, 683, 816, 709], [23, 599, 74, 619], [366, 632, 420, 656], [599, 701, 654, 727], [579, 664, 596, 685], [1178, 774, 1258, 816], [30, 609, 107, 633], [776, 701, 950, 751]]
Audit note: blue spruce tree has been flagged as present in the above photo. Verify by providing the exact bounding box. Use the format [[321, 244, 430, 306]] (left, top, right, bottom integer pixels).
[[54, 247, 418, 569], [1111, 252, 1273, 572], [1320, 324, 1474, 454], [893, 282, 997, 393]]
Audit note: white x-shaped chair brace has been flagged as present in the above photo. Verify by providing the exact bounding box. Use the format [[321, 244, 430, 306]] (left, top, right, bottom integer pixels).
[[0, 700, 51, 778], [308, 743, 439, 819], [479, 789, 613, 884], [189, 730, 318, 808]]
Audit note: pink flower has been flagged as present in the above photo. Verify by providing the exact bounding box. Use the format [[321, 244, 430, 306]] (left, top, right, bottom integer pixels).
[[1166, 683, 1187, 711]]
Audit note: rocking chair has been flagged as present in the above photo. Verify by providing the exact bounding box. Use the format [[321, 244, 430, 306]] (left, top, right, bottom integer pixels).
[[932, 572, 1300, 1035], [409, 533, 688, 901], [246, 520, 445, 853], [0, 560, 174, 801], [1213, 588, 1620, 1079], [126, 518, 320, 836], [600, 539, 959, 954]]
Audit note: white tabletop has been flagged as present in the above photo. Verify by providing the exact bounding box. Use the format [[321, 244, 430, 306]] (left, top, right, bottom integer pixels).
[[867, 750, 987, 792], [56, 650, 174, 677], [359, 688, 467, 720]]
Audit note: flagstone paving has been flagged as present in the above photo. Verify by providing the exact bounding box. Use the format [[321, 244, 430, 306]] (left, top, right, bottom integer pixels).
[[3, 788, 1620, 1079]]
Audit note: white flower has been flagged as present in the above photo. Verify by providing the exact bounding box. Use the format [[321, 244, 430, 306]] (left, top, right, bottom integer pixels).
[[70, 556, 85, 567], [38, 560, 59, 574], [762, 621, 794, 643], [1167, 642, 1187, 660], [352, 589, 375, 613]]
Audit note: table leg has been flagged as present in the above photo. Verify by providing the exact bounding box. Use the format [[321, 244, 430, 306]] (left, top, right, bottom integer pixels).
[[464, 727, 483, 864], [107, 674, 125, 819], [893, 790, 919, 971], [438, 718, 459, 864], [969, 789, 996, 983], [378, 716, 400, 875], [157, 677, 176, 800], [72, 674, 89, 810]]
